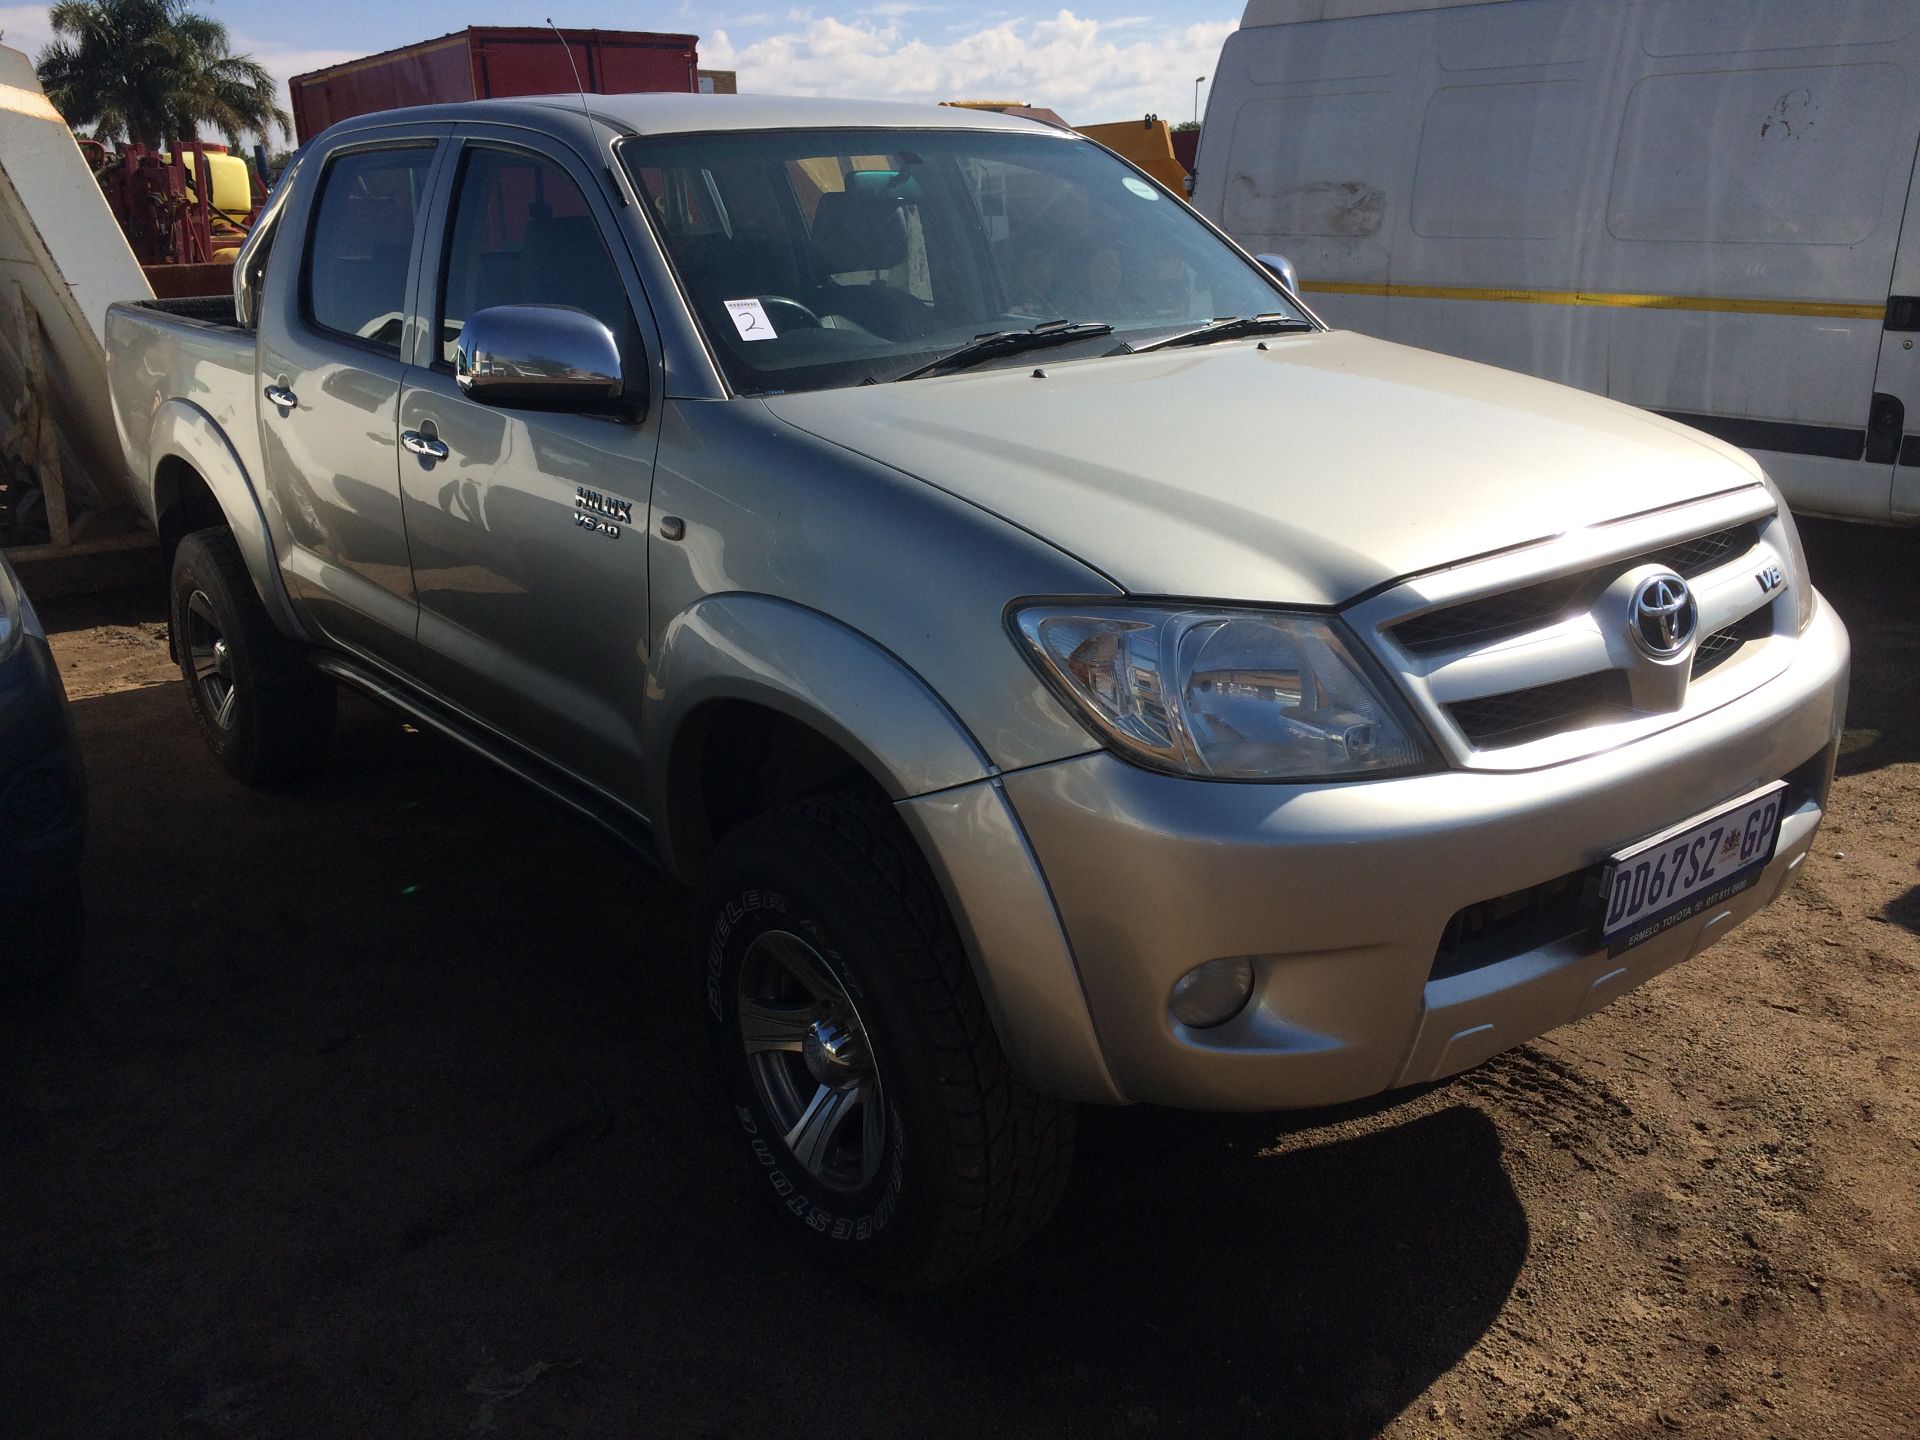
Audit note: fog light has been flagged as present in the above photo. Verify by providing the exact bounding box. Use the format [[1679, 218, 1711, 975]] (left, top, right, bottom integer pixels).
[[1169, 957, 1256, 1029]]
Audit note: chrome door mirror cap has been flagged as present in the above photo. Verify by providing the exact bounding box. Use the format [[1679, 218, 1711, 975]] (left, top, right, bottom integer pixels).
[[454, 305, 637, 417], [1255, 252, 1301, 297]]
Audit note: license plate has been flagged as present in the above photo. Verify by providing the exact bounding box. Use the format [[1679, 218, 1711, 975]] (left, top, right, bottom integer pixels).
[[1598, 781, 1787, 956]]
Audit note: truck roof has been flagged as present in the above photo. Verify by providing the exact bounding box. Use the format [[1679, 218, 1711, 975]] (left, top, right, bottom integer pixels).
[[1240, 0, 1511, 26], [319, 92, 1066, 144]]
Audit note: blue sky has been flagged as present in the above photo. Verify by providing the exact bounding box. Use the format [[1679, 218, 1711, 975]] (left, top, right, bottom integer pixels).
[[1, 1, 1242, 139]]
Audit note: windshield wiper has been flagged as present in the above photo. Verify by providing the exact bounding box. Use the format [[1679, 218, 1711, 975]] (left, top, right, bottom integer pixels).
[[889, 319, 1114, 382], [1113, 313, 1311, 355]]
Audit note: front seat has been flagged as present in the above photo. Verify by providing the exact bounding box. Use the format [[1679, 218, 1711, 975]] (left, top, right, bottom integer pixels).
[[808, 190, 930, 339]]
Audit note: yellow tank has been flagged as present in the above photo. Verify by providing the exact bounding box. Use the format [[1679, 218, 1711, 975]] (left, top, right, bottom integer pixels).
[[162, 149, 253, 216]]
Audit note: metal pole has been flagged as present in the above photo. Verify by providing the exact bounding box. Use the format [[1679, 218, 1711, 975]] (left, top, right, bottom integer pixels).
[[1193, 75, 1206, 127]]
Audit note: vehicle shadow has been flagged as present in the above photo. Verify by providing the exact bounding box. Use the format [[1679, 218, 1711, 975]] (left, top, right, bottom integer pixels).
[[3, 678, 1523, 1439], [1799, 518, 1920, 778], [913, 1100, 1524, 1437], [1884, 882, 1920, 937]]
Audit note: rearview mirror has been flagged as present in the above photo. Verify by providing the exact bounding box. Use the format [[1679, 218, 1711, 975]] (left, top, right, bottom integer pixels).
[[1255, 252, 1301, 297], [455, 305, 641, 418]]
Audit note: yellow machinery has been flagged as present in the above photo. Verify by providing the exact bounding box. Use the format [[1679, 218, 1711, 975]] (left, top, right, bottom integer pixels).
[[945, 102, 1192, 199], [1074, 118, 1190, 197]]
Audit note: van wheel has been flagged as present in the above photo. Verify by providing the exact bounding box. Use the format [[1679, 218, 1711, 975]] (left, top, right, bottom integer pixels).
[[701, 792, 1074, 1292], [170, 528, 335, 786]]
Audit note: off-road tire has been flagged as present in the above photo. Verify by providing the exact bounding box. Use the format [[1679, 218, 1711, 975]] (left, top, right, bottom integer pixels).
[[701, 791, 1075, 1292], [170, 527, 335, 786]]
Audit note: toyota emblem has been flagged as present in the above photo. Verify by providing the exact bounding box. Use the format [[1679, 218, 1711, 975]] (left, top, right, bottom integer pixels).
[[1628, 572, 1697, 658]]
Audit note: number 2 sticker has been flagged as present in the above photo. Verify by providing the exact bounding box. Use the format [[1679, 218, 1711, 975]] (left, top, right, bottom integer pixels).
[[725, 298, 778, 341]]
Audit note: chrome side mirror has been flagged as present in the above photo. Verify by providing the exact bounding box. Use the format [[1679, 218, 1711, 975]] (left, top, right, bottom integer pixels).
[[1255, 252, 1301, 297], [455, 305, 639, 418]]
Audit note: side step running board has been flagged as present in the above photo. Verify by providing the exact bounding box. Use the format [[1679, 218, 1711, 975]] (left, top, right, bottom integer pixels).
[[309, 652, 662, 870]]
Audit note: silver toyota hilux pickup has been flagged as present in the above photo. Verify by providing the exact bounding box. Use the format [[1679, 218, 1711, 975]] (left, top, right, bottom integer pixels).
[[105, 95, 1849, 1290]]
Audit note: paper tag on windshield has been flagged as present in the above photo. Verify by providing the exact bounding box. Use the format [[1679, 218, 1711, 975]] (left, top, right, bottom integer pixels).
[[725, 298, 778, 341]]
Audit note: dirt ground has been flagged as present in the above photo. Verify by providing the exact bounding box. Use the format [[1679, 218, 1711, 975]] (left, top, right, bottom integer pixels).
[[2, 519, 1915, 1439]]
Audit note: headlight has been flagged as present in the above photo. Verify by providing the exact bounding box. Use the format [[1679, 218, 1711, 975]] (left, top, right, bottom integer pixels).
[[0, 559, 25, 665], [1012, 602, 1434, 780], [1758, 471, 1816, 633]]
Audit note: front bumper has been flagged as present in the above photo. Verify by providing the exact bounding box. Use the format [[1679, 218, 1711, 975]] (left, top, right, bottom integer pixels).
[[992, 595, 1848, 1110]]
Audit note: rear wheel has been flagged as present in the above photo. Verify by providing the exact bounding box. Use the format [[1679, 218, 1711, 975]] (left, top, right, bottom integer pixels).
[[701, 792, 1074, 1292], [170, 528, 334, 785]]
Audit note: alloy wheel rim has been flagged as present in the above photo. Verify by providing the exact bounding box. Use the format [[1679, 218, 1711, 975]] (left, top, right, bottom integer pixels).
[[737, 929, 887, 1193], [184, 591, 238, 732]]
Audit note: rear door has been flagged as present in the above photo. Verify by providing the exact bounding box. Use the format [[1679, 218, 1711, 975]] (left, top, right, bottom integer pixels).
[[256, 130, 448, 663], [396, 130, 661, 799], [1872, 138, 1920, 520]]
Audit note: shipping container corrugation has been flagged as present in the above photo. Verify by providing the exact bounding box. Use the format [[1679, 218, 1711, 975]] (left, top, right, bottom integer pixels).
[[289, 28, 699, 143]]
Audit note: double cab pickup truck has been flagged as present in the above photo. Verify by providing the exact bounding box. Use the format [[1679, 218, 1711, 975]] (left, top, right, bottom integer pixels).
[[106, 94, 1850, 1291]]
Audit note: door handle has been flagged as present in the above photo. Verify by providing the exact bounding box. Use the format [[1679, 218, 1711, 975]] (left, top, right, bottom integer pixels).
[[401, 430, 449, 462], [263, 384, 298, 410]]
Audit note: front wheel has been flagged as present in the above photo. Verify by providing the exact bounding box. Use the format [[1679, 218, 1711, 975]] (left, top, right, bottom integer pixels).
[[701, 793, 1074, 1292]]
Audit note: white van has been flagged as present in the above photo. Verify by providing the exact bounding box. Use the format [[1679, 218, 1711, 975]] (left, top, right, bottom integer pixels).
[[1194, 0, 1920, 524]]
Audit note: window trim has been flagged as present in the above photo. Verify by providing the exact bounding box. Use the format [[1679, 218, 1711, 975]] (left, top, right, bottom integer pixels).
[[299, 139, 440, 360], [429, 138, 638, 377]]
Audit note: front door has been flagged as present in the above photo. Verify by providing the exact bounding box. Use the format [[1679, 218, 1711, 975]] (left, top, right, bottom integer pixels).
[[257, 135, 444, 663], [397, 135, 660, 801]]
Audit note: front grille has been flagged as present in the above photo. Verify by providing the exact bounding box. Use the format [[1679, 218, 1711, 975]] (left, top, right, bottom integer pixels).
[[1431, 864, 1601, 981], [1391, 522, 1758, 658], [1641, 523, 1757, 578], [1690, 605, 1773, 679], [1446, 672, 1624, 748], [1392, 573, 1598, 655]]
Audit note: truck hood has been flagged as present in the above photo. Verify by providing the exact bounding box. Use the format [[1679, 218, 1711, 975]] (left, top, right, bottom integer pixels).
[[759, 330, 1762, 606]]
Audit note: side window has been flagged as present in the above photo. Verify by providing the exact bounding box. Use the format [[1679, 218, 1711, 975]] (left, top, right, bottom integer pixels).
[[439, 146, 634, 365], [304, 147, 433, 354]]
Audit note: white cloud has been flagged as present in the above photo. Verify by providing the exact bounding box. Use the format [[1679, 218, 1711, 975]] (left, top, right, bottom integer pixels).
[[0, 4, 54, 56], [0, 5, 342, 143], [704, 8, 1237, 125], [7, 5, 1237, 141]]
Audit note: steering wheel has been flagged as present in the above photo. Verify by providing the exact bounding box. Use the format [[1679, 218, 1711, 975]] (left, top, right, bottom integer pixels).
[[756, 296, 824, 330]]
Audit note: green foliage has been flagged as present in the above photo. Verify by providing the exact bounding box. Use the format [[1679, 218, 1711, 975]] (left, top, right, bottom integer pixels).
[[1173, 120, 1200, 133], [35, 0, 289, 148]]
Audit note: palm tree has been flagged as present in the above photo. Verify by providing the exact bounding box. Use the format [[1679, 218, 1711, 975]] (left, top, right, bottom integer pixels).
[[35, 0, 289, 150]]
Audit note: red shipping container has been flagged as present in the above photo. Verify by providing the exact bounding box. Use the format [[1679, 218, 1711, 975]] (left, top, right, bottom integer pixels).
[[290, 27, 698, 144]]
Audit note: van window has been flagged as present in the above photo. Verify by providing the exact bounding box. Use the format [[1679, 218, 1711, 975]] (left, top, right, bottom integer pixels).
[[304, 147, 433, 354], [1411, 82, 1578, 240], [438, 146, 634, 365], [1221, 92, 1395, 239], [1608, 64, 1904, 245]]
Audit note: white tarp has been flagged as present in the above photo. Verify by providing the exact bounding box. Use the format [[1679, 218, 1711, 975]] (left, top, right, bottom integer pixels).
[[1, 43, 151, 515]]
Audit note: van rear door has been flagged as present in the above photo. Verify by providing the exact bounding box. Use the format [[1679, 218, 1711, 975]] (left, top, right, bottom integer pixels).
[[1871, 139, 1920, 521]]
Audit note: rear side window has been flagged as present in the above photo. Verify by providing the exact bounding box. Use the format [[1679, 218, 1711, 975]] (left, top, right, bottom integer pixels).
[[437, 146, 634, 366], [303, 146, 434, 354]]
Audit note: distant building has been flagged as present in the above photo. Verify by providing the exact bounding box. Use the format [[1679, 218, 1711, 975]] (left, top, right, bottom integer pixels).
[[698, 69, 738, 94]]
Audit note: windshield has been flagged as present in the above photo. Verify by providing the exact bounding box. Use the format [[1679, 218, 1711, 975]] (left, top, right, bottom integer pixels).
[[621, 126, 1309, 395]]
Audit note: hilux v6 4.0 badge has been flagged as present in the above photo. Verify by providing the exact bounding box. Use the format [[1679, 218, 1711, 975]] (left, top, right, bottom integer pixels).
[[575, 487, 633, 538]]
